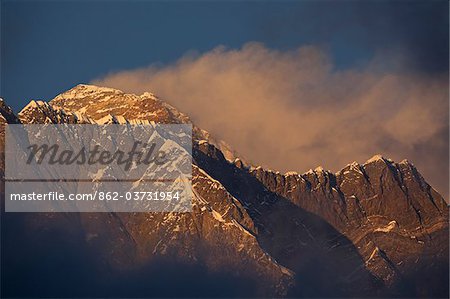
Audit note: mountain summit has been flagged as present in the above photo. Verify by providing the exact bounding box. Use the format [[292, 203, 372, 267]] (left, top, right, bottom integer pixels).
[[3, 84, 448, 298]]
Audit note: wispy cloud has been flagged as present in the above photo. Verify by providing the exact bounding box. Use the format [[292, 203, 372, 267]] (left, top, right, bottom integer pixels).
[[93, 42, 449, 198]]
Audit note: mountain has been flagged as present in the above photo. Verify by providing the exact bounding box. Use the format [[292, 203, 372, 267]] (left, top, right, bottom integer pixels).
[[2, 84, 448, 298]]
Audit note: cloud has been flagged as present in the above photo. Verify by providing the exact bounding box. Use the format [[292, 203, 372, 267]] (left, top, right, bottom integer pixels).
[[93, 42, 449, 198]]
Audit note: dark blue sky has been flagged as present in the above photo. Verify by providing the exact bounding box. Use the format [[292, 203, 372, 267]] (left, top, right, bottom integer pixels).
[[2, 0, 448, 112]]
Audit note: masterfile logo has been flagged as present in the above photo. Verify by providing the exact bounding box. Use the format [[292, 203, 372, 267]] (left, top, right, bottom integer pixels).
[[26, 140, 168, 170], [5, 124, 193, 212]]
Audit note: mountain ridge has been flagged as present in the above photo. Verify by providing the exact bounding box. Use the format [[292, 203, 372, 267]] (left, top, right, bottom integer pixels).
[[1, 84, 448, 297], [15, 84, 437, 185]]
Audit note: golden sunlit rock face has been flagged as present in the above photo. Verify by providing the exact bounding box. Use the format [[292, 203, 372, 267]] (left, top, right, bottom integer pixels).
[[1, 85, 447, 298]]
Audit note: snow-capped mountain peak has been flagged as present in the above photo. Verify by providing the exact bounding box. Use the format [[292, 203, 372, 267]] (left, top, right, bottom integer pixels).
[[4, 85, 448, 297]]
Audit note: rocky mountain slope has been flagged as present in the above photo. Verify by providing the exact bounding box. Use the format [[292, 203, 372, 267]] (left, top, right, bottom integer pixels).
[[2, 84, 448, 298]]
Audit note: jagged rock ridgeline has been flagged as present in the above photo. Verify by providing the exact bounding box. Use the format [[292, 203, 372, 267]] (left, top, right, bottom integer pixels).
[[1, 84, 448, 298]]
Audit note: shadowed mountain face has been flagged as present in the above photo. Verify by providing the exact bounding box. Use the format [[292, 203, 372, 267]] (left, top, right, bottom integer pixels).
[[1, 84, 448, 298]]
